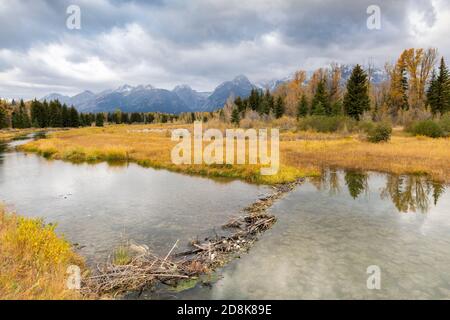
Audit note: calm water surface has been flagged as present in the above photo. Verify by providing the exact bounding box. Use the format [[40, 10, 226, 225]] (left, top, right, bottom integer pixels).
[[172, 170, 450, 300], [0, 139, 268, 263], [1, 138, 450, 299]]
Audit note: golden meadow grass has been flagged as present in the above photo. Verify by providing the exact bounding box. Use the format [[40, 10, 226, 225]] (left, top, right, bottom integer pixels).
[[0, 206, 84, 300], [20, 124, 318, 184], [282, 135, 450, 182], [19, 124, 450, 184]]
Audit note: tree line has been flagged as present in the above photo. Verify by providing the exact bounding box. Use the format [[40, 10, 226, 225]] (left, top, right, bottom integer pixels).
[[0, 99, 178, 129], [228, 64, 371, 123], [227, 47, 450, 125]]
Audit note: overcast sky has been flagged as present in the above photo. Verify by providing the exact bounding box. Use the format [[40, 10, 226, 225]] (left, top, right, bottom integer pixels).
[[1, 0, 449, 99]]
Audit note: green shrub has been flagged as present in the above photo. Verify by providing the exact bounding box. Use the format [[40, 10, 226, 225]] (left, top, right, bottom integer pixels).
[[298, 116, 357, 133], [408, 120, 445, 138], [367, 122, 392, 143], [357, 120, 375, 133], [439, 113, 450, 134]]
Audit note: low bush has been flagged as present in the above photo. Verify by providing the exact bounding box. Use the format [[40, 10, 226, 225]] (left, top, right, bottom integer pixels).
[[357, 120, 375, 133], [439, 113, 450, 134], [407, 120, 446, 138], [366, 122, 392, 143], [298, 116, 357, 133]]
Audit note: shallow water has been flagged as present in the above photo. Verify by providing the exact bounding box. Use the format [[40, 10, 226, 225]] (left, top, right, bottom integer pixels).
[[0, 139, 268, 263], [2, 138, 450, 299], [171, 170, 450, 300]]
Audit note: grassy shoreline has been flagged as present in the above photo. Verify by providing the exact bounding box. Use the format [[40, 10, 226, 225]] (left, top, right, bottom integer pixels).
[[19, 125, 319, 184], [18, 124, 450, 184], [282, 134, 450, 183], [0, 206, 84, 300], [0, 128, 40, 142]]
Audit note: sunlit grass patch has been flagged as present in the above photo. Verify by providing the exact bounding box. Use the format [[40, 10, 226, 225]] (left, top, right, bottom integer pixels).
[[0, 206, 84, 300], [19, 124, 450, 184], [19, 124, 317, 184]]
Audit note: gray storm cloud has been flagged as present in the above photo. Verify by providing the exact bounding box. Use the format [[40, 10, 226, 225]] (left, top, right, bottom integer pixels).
[[0, 0, 448, 99]]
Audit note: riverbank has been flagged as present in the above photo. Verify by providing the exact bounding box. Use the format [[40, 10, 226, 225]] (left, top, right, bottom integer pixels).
[[19, 124, 450, 183], [19, 125, 318, 184], [0, 206, 84, 300], [282, 134, 450, 183], [0, 128, 40, 142]]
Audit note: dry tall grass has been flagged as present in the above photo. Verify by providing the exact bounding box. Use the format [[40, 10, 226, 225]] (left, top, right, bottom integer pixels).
[[20, 125, 317, 184], [282, 135, 450, 182], [0, 206, 84, 300], [19, 124, 450, 183]]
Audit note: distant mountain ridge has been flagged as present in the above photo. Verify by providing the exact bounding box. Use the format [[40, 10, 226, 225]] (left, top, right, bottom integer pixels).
[[201, 75, 256, 111], [41, 68, 388, 114], [41, 75, 257, 114]]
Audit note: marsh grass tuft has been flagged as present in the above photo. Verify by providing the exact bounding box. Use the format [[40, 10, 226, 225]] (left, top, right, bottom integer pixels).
[[112, 246, 132, 266]]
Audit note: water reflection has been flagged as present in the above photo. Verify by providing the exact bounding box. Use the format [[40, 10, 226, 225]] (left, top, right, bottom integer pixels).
[[0, 142, 269, 264], [381, 175, 446, 213], [313, 169, 446, 213], [345, 171, 369, 199], [175, 169, 450, 300], [0, 143, 6, 164]]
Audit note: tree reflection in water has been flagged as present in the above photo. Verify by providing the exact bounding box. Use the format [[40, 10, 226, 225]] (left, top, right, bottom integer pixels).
[[344, 171, 369, 199], [381, 175, 445, 213], [312, 169, 446, 213]]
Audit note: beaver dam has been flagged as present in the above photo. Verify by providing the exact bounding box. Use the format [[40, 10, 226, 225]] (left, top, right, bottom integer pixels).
[[82, 179, 303, 297]]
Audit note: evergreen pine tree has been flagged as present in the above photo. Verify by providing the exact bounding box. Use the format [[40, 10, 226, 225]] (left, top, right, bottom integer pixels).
[[41, 100, 49, 127], [31, 99, 44, 127], [331, 100, 343, 116], [12, 100, 30, 128], [260, 90, 274, 115], [274, 96, 285, 119], [427, 57, 450, 115], [248, 89, 261, 111], [31, 99, 41, 128], [234, 97, 246, 113], [95, 113, 104, 127], [297, 94, 309, 118], [313, 102, 326, 116], [21, 100, 31, 128], [68, 106, 79, 127], [11, 111, 20, 128], [427, 70, 439, 113], [61, 104, 70, 127], [231, 107, 240, 125], [0, 106, 7, 129], [311, 80, 330, 115], [343, 64, 370, 120], [122, 112, 130, 124], [48, 100, 63, 127]]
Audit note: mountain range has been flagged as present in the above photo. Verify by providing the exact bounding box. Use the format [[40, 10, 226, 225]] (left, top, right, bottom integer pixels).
[[41, 75, 258, 114], [41, 66, 387, 114]]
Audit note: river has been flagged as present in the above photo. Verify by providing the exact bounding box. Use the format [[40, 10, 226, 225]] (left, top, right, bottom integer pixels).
[[1, 137, 450, 299]]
